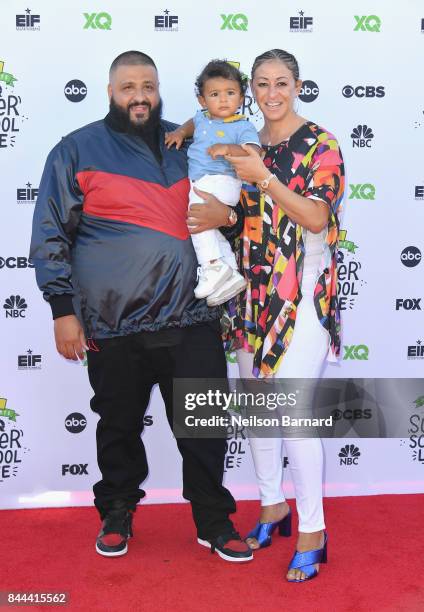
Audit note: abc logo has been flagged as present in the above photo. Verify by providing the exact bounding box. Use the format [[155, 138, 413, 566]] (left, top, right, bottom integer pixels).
[[64, 80, 87, 103], [400, 246, 421, 268], [65, 412, 87, 433], [299, 80, 319, 103]]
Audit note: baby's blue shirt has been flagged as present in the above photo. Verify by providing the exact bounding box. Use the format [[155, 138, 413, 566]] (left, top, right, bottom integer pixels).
[[187, 110, 260, 180]]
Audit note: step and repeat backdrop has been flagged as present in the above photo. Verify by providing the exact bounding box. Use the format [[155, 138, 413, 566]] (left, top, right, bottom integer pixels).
[[1, 1, 423, 509]]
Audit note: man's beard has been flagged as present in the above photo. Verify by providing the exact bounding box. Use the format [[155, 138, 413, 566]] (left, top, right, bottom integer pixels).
[[109, 96, 163, 137]]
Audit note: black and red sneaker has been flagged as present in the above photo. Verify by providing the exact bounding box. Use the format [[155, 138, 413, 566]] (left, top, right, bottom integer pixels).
[[95, 504, 133, 557], [198, 531, 253, 562]]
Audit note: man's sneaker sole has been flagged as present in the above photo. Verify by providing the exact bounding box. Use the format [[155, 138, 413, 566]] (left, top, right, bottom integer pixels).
[[95, 541, 128, 557], [197, 537, 253, 562]]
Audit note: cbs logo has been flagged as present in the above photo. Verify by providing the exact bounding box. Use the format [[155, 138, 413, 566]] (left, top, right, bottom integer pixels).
[[342, 85, 385, 98]]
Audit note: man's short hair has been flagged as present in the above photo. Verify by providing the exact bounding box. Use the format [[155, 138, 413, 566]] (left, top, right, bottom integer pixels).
[[109, 51, 157, 78]]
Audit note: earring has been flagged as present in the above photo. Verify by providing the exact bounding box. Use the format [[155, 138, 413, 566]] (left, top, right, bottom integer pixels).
[[294, 97, 299, 113]]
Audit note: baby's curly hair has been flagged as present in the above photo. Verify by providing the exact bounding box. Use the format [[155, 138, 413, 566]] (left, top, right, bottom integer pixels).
[[195, 60, 247, 96]]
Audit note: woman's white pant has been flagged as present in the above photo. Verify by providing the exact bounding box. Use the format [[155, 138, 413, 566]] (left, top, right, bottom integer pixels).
[[236, 296, 329, 533]]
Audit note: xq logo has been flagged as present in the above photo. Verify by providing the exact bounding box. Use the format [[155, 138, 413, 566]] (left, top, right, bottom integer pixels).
[[221, 14, 248, 31], [83, 12, 112, 30], [62, 463, 88, 475], [354, 15, 381, 32], [349, 184, 375, 200], [343, 345, 369, 360]]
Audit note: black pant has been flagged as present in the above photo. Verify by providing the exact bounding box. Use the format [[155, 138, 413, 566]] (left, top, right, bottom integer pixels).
[[86, 322, 236, 540]]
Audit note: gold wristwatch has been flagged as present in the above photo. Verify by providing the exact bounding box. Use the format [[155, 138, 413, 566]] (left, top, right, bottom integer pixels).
[[259, 173, 277, 190], [226, 208, 237, 226]]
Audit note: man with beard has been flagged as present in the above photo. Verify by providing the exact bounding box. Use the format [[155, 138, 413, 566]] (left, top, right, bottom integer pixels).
[[30, 51, 252, 562]]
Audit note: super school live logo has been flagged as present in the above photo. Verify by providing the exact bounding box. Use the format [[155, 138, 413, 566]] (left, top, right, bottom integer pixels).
[[337, 230, 366, 310], [401, 396, 424, 464], [0, 398, 30, 482], [0, 61, 29, 148]]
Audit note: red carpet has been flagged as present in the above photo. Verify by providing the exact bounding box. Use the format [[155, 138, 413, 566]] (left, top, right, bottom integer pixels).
[[2, 495, 423, 611]]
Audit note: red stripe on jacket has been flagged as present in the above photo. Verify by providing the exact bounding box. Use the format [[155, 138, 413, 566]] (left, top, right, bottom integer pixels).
[[77, 170, 190, 240]]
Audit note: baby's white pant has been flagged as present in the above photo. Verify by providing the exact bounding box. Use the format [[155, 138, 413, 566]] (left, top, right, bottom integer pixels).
[[189, 174, 241, 269]]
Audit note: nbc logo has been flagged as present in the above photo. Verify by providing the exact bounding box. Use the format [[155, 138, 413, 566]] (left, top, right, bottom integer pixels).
[[338, 444, 361, 465], [3, 295, 28, 318], [351, 125, 374, 148]]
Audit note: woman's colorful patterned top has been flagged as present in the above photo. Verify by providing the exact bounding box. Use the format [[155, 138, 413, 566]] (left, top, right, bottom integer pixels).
[[226, 121, 345, 378]]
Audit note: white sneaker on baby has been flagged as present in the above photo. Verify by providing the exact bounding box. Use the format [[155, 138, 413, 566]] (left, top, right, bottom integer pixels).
[[206, 270, 247, 306], [194, 261, 233, 299]]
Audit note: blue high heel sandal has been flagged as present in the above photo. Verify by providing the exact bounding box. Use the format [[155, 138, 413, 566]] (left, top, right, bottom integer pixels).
[[287, 532, 328, 582], [245, 509, 292, 548]]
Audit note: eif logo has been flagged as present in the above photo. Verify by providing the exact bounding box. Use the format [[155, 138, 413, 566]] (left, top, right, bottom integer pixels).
[[349, 184, 375, 200], [83, 12, 112, 30], [64, 80, 87, 103], [298, 80, 319, 102], [18, 349, 41, 370], [220, 14, 248, 31], [290, 10, 313, 32], [342, 85, 385, 99], [400, 246, 421, 268], [354, 15, 381, 32], [339, 444, 361, 466], [3, 295, 28, 318], [16, 8, 40, 30], [407, 340, 424, 360], [351, 125, 374, 148], [17, 182, 38, 203], [415, 185, 424, 200], [343, 345, 369, 360], [155, 9, 178, 31]]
